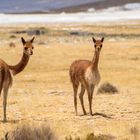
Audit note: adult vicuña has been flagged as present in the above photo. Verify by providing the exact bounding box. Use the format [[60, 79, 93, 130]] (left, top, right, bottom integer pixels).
[[69, 37, 104, 115], [0, 37, 35, 122]]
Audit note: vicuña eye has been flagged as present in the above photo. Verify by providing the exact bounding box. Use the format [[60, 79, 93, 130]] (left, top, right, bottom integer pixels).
[[24, 47, 28, 50], [32, 47, 34, 49]]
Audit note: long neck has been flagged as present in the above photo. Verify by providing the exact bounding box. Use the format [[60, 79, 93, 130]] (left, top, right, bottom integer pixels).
[[91, 50, 100, 70], [9, 52, 30, 76]]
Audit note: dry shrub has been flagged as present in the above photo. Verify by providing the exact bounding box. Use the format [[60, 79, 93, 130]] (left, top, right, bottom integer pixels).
[[4, 123, 57, 140], [97, 82, 118, 94]]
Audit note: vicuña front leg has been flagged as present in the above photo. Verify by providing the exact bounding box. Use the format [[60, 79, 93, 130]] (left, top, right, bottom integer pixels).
[[86, 85, 94, 115], [90, 85, 95, 116], [87, 88, 92, 115]]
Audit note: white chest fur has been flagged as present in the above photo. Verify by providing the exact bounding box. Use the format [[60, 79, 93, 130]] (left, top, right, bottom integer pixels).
[[85, 66, 100, 85]]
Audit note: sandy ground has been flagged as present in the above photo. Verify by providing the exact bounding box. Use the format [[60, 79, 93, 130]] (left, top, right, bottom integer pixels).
[[0, 21, 140, 139]]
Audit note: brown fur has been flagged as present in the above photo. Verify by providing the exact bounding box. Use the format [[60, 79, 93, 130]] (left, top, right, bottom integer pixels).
[[0, 37, 35, 122], [70, 60, 91, 85], [9, 53, 30, 75], [69, 37, 104, 115]]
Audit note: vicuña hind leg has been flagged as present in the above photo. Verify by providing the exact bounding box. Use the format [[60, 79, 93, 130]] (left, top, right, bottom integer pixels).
[[2, 85, 9, 122], [0, 70, 4, 96], [72, 83, 79, 115], [79, 84, 86, 115]]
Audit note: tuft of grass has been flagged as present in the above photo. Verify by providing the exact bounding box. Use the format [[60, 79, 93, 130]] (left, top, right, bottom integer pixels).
[[130, 127, 139, 140], [9, 42, 16, 48], [3, 123, 57, 140], [65, 135, 73, 140], [97, 82, 118, 94], [93, 134, 115, 140], [65, 133, 115, 140], [86, 133, 94, 140]]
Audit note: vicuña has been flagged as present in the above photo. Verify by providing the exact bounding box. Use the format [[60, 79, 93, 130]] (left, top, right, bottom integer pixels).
[[0, 37, 35, 122], [69, 37, 104, 115]]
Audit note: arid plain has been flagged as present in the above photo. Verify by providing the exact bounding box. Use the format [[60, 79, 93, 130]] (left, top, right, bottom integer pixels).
[[0, 21, 140, 139]]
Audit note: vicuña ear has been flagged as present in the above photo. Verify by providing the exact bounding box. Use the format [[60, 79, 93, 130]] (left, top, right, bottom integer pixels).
[[92, 37, 96, 43], [21, 37, 26, 45], [101, 37, 104, 42], [30, 37, 35, 43]]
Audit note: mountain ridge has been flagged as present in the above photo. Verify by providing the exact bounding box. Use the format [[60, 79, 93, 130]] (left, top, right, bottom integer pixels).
[[0, 0, 139, 14]]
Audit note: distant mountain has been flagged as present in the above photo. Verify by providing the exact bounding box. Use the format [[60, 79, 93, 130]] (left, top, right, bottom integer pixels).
[[53, 0, 140, 13], [0, 0, 102, 13], [0, 0, 139, 13]]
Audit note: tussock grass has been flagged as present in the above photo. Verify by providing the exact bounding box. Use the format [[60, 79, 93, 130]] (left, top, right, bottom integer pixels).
[[130, 127, 139, 140], [3, 123, 57, 140], [65, 133, 115, 140], [97, 82, 118, 94]]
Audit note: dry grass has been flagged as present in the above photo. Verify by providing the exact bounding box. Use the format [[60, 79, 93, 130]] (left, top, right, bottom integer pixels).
[[0, 21, 140, 140], [2, 122, 56, 140]]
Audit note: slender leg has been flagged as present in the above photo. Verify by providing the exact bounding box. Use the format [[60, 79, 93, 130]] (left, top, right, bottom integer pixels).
[[82, 80, 91, 115], [72, 83, 79, 115], [79, 84, 86, 115], [83, 81, 92, 115], [3, 86, 9, 122], [87, 86, 92, 115], [0, 85, 2, 96], [89, 85, 95, 116], [0, 70, 4, 96]]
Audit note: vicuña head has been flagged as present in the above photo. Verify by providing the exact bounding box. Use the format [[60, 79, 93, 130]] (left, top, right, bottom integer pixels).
[[21, 37, 35, 55], [0, 37, 35, 122], [92, 37, 104, 52], [69, 36, 104, 116]]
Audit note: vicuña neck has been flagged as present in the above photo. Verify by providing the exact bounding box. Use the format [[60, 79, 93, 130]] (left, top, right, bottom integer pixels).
[[9, 52, 30, 75], [92, 50, 100, 70]]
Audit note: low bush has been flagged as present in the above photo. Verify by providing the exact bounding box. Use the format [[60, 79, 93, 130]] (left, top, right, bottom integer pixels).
[[97, 82, 118, 94]]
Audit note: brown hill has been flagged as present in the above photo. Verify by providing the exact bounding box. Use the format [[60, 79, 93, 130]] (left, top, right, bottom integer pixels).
[[52, 0, 140, 13]]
